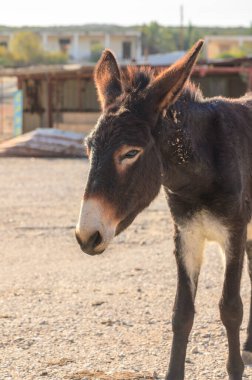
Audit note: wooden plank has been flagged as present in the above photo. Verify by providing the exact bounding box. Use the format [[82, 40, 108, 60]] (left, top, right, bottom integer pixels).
[[0, 128, 86, 158]]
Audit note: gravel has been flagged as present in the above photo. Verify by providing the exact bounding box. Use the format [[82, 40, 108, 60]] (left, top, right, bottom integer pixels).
[[1, 157, 252, 380]]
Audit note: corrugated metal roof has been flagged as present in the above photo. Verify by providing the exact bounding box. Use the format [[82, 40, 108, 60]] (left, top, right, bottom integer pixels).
[[0, 63, 95, 78], [138, 51, 186, 65], [1, 56, 252, 79]]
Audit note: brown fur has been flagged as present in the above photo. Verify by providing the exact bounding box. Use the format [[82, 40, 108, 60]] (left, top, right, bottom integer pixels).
[[76, 40, 252, 379]]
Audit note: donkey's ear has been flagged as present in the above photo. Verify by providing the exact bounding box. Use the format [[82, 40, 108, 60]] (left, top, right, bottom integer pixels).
[[94, 49, 122, 109], [146, 40, 204, 111]]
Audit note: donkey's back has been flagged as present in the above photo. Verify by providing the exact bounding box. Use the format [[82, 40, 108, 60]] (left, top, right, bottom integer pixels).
[[210, 92, 252, 197]]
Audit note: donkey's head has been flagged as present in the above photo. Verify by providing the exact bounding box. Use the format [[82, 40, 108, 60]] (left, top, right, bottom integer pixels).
[[76, 40, 203, 255]]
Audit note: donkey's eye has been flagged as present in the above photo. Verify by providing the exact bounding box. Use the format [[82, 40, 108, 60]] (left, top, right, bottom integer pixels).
[[115, 145, 143, 170], [122, 150, 140, 160]]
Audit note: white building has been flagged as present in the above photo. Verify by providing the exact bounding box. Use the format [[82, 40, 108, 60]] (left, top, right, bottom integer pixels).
[[204, 35, 252, 60], [0, 30, 142, 64]]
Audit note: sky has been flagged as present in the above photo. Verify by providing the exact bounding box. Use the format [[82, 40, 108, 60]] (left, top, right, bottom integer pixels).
[[1, 0, 252, 27]]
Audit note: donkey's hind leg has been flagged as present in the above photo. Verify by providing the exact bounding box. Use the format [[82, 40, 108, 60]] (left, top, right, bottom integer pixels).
[[219, 224, 246, 380], [242, 239, 252, 365]]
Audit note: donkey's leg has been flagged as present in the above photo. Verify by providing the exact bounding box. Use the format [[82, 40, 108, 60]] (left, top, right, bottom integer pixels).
[[166, 224, 205, 380], [242, 238, 252, 365], [219, 227, 246, 380]]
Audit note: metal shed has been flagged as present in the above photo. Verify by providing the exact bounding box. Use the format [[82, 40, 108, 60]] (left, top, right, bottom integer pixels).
[[0, 58, 252, 137], [0, 64, 100, 134]]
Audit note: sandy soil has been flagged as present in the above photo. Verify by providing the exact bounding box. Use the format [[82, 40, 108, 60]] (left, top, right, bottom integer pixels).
[[1, 158, 252, 380]]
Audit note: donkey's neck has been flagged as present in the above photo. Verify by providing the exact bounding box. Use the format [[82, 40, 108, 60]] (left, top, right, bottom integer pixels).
[[156, 90, 217, 196]]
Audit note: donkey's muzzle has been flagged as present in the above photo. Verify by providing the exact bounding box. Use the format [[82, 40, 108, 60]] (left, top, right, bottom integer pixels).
[[75, 230, 104, 255], [76, 198, 118, 256]]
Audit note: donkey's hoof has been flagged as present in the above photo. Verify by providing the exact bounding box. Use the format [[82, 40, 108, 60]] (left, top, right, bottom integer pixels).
[[242, 350, 252, 366]]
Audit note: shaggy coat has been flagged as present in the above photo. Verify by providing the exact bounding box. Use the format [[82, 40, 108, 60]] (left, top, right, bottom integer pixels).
[[76, 40, 252, 380]]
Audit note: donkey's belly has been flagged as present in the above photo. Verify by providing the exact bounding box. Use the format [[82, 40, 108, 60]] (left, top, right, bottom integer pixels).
[[178, 211, 229, 283], [180, 210, 229, 249]]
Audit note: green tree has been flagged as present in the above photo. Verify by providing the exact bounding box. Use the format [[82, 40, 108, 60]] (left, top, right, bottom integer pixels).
[[218, 47, 246, 59], [141, 22, 181, 55], [42, 51, 68, 64], [0, 46, 13, 66], [142, 22, 163, 54], [158, 27, 177, 52], [90, 42, 103, 62], [9, 31, 43, 64]]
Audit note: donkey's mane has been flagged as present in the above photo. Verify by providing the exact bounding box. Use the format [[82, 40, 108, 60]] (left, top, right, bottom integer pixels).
[[122, 66, 155, 93], [179, 81, 203, 102], [122, 65, 203, 103]]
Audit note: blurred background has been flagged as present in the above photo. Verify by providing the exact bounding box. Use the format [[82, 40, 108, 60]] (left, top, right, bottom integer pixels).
[[1, 2, 252, 380], [0, 0, 252, 147]]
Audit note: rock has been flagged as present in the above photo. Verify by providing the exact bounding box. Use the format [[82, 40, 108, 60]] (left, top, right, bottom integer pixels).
[[191, 346, 200, 354]]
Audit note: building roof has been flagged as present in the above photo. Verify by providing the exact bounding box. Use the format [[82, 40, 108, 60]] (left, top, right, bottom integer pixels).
[[138, 51, 186, 66], [0, 29, 141, 37], [0, 64, 95, 78], [1, 56, 252, 79], [205, 35, 252, 41]]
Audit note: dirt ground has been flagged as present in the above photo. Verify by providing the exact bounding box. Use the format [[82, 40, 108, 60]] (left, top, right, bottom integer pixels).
[[1, 158, 252, 380]]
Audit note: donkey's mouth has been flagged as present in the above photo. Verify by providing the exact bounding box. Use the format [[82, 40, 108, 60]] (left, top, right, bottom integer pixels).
[[78, 241, 106, 256], [81, 247, 105, 256]]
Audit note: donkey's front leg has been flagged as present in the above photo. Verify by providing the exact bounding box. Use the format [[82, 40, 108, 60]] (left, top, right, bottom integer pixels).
[[166, 224, 204, 380], [219, 227, 246, 380], [242, 239, 252, 364]]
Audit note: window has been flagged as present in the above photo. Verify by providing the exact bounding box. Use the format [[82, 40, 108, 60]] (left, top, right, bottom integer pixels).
[[122, 41, 132, 60], [59, 38, 71, 53], [0, 41, 8, 48], [219, 43, 232, 52]]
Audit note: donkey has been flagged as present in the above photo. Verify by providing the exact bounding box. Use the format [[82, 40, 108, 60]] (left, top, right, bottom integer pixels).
[[75, 40, 252, 379]]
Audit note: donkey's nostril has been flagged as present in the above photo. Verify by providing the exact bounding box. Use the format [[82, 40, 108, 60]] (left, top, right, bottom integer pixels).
[[88, 230, 103, 249], [75, 229, 103, 255], [90, 231, 102, 248]]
